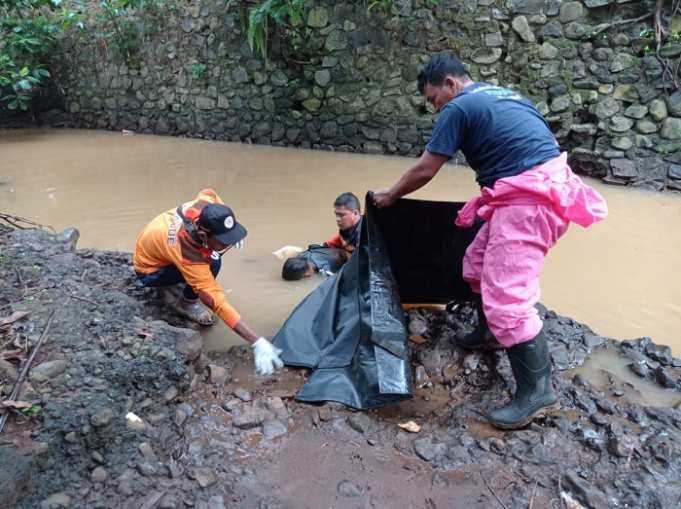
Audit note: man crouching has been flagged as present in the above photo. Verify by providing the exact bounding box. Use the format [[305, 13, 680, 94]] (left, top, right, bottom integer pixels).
[[133, 188, 283, 375]]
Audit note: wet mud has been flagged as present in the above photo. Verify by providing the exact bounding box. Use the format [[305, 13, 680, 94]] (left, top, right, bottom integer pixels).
[[1, 225, 680, 509]]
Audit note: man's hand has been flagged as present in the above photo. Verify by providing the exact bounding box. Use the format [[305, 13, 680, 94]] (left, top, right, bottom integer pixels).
[[371, 188, 396, 209], [252, 337, 284, 375]]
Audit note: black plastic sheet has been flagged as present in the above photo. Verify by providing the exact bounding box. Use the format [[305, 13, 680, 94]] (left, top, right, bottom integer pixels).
[[272, 195, 481, 409]]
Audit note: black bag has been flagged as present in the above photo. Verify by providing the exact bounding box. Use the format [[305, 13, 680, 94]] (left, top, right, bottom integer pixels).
[[272, 194, 481, 409]]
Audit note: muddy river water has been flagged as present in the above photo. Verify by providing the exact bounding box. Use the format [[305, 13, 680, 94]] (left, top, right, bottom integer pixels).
[[1, 128, 680, 354]]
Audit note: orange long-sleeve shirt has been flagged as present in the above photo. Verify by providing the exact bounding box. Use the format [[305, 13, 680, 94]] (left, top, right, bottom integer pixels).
[[133, 189, 241, 328]]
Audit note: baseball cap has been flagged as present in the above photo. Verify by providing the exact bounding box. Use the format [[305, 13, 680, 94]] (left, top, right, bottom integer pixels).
[[197, 203, 248, 246]]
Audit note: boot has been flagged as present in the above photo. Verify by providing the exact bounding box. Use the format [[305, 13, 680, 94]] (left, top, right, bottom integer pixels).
[[488, 327, 558, 429], [454, 299, 499, 350]]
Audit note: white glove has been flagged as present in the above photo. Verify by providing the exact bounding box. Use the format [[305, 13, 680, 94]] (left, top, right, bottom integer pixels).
[[252, 337, 284, 375], [234, 239, 244, 250]]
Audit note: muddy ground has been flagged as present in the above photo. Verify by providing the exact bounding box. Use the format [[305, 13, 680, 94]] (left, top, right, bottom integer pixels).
[[1, 225, 680, 509]]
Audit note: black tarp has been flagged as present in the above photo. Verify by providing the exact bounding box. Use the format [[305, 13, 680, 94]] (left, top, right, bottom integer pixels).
[[272, 195, 481, 409]]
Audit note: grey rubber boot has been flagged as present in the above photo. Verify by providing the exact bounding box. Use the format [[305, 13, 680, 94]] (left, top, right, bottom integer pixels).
[[454, 298, 499, 350], [488, 327, 559, 429]]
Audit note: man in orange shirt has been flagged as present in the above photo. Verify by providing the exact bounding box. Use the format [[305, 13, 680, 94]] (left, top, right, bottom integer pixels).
[[323, 192, 362, 257], [134, 189, 283, 375]]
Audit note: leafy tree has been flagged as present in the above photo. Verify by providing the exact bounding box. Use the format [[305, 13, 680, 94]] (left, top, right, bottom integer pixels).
[[0, 0, 81, 111]]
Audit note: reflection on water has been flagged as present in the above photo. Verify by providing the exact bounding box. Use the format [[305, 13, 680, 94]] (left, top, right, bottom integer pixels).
[[1, 128, 680, 353]]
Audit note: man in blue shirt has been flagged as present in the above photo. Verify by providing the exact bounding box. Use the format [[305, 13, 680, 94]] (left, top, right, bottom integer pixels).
[[372, 53, 607, 429]]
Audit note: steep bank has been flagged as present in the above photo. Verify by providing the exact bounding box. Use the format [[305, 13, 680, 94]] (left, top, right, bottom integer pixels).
[[1, 225, 680, 508]]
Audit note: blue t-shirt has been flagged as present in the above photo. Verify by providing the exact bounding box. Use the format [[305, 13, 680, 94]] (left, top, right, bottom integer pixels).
[[426, 82, 560, 188]]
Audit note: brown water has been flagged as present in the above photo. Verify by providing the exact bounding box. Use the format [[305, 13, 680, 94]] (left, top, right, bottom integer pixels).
[[1, 128, 680, 354]]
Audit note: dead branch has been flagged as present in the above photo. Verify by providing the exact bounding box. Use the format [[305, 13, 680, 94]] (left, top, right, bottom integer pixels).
[[480, 470, 509, 509], [0, 310, 56, 434], [0, 213, 55, 233], [591, 13, 654, 37]]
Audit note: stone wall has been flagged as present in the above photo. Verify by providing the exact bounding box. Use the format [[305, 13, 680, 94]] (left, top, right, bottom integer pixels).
[[52, 0, 681, 191]]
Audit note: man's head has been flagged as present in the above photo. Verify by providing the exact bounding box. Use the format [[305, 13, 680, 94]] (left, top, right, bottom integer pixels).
[[417, 53, 473, 112], [282, 257, 315, 281], [333, 192, 361, 231], [195, 203, 247, 253]]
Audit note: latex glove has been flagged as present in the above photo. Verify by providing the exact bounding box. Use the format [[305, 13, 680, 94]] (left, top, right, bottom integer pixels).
[[252, 337, 284, 375], [234, 239, 244, 250]]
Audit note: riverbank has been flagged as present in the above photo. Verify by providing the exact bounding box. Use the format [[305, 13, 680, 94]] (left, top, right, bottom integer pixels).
[[1, 224, 680, 508]]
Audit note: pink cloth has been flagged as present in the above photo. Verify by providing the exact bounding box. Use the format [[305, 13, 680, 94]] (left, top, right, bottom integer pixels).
[[457, 153, 608, 348]]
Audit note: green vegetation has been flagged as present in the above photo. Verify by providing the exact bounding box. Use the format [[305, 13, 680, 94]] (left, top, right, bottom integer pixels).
[[0, 0, 81, 111], [245, 0, 307, 60], [244, 0, 440, 59]]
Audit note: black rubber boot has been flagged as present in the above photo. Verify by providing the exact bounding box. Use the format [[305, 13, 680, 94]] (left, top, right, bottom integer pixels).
[[454, 299, 499, 350], [488, 328, 559, 429]]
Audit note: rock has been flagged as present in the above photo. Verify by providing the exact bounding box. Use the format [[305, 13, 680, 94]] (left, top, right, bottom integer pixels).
[[661, 117, 681, 139], [560, 1, 584, 22], [582, 334, 605, 350], [234, 388, 252, 402], [232, 405, 267, 429], [595, 398, 616, 415], [590, 413, 608, 426], [594, 98, 619, 119], [462, 352, 481, 372], [90, 407, 114, 428], [30, 360, 67, 381], [408, 315, 428, 336], [654, 367, 676, 388], [563, 471, 608, 509], [414, 437, 447, 461], [337, 480, 361, 497], [564, 22, 587, 40], [574, 393, 598, 414], [0, 447, 35, 508], [136, 462, 156, 477], [57, 227, 80, 250], [91, 466, 108, 482], [624, 104, 648, 119], [262, 419, 288, 440], [613, 84, 638, 103], [610, 158, 637, 178], [608, 434, 638, 458], [584, 0, 611, 6], [580, 428, 604, 451], [193, 468, 216, 488], [415, 365, 430, 388], [628, 362, 648, 378], [649, 99, 668, 121], [163, 386, 179, 402], [40, 493, 71, 509], [485, 32, 504, 47], [539, 42, 558, 60], [645, 343, 673, 365], [347, 413, 373, 433], [609, 116, 633, 133], [551, 95, 572, 113], [472, 48, 503, 64], [208, 364, 228, 386], [138, 442, 158, 462], [307, 7, 329, 28], [314, 70, 331, 87], [610, 53, 636, 73], [325, 30, 348, 51], [636, 120, 658, 134], [540, 21, 563, 38], [512, 16, 535, 43]]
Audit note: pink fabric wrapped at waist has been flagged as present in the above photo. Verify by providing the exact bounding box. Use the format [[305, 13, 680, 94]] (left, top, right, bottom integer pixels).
[[456, 153, 608, 228]]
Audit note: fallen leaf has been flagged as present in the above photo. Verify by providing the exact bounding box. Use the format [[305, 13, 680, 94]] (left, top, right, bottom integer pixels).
[[409, 335, 427, 344], [398, 420, 421, 433], [0, 311, 30, 326], [0, 400, 32, 409]]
